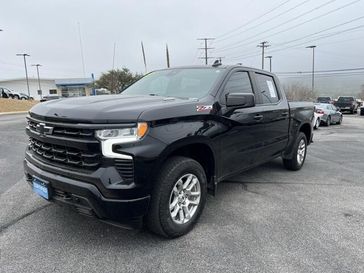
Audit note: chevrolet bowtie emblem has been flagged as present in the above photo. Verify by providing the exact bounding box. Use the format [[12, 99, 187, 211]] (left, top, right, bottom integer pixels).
[[36, 123, 54, 136]]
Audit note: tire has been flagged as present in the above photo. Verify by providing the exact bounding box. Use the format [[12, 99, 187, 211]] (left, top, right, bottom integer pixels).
[[283, 132, 307, 171], [146, 156, 207, 238], [326, 116, 331, 126], [14, 95, 20, 100], [314, 118, 320, 129], [21, 97, 26, 100], [338, 116, 343, 125]]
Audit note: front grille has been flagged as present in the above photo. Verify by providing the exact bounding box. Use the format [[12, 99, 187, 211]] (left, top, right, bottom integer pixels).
[[28, 119, 94, 139], [29, 137, 100, 169], [114, 159, 134, 182]]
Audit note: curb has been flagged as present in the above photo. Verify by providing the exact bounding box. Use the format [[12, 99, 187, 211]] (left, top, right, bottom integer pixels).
[[0, 111, 28, 116]]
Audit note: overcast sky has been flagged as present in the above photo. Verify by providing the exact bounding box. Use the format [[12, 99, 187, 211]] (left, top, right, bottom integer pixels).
[[1, 0, 364, 80]]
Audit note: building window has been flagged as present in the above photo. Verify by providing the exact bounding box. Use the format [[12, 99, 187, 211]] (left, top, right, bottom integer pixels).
[[49, 89, 57, 95], [60, 86, 86, 97]]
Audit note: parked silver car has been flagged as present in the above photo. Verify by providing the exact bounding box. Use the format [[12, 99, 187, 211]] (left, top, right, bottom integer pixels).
[[314, 103, 343, 126]]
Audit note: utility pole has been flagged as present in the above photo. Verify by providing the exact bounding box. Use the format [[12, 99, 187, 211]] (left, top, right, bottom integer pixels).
[[265, 56, 273, 72], [306, 45, 317, 93], [257, 41, 270, 70], [16, 53, 30, 96], [32, 64, 42, 99], [197, 38, 215, 65], [166, 44, 170, 68]]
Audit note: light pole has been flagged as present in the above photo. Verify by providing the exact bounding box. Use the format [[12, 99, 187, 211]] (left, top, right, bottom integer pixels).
[[306, 45, 316, 93], [265, 56, 273, 72], [32, 64, 42, 99], [16, 53, 31, 96]]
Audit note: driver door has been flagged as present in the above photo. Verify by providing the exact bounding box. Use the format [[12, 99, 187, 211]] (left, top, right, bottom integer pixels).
[[218, 70, 265, 179]]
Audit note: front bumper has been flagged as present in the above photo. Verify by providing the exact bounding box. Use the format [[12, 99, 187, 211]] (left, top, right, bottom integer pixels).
[[24, 157, 150, 227]]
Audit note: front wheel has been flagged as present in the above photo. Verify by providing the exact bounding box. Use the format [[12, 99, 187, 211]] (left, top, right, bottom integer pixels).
[[283, 132, 307, 171], [146, 156, 207, 238]]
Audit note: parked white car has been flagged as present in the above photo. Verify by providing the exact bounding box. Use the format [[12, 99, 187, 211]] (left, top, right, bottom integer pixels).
[[312, 107, 323, 129]]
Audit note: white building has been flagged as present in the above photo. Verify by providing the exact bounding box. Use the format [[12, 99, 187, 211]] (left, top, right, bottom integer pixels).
[[0, 77, 94, 100]]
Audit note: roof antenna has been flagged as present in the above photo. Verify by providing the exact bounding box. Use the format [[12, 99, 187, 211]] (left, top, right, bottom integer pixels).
[[212, 59, 222, 67]]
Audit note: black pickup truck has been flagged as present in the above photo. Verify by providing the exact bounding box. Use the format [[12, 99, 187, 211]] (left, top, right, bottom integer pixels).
[[24, 65, 314, 238], [334, 96, 358, 114]]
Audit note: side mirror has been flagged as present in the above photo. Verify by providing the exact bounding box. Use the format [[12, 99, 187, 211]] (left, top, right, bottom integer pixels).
[[226, 93, 255, 108]]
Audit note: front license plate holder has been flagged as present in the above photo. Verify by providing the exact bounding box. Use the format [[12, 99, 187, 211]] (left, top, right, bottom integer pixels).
[[32, 177, 51, 200]]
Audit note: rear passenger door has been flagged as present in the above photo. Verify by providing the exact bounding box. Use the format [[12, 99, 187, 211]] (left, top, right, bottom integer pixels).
[[252, 72, 290, 162]]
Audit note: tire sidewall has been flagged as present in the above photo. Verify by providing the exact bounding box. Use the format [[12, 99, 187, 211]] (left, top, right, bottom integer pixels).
[[294, 133, 307, 170], [327, 116, 331, 126], [158, 159, 207, 237]]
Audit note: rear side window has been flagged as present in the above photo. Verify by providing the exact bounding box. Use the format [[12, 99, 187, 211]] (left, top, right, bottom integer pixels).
[[223, 71, 253, 96], [255, 73, 279, 104]]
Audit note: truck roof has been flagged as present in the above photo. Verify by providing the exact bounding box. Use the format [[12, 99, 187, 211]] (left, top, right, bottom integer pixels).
[[153, 65, 276, 77]]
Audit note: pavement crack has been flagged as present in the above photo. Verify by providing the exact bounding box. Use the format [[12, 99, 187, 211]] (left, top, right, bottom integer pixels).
[[0, 204, 51, 234]]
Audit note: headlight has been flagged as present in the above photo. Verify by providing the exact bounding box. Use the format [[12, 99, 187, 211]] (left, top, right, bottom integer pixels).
[[95, 122, 148, 159], [95, 122, 148, 142]]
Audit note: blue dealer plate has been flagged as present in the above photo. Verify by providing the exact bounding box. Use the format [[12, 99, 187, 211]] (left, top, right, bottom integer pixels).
[[32, 178, 50, 200]]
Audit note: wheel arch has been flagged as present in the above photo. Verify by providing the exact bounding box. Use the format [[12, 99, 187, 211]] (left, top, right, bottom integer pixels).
[[299, 122, 312, 144], [157, 137, 217, 195]]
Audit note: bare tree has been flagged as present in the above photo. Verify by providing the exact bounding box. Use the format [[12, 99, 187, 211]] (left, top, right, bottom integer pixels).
[[357, 84, 364, 100], [283, 82, 317, 101]]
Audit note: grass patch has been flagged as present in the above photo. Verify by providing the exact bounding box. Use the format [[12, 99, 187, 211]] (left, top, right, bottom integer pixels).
[[0, 98, 39, 113]]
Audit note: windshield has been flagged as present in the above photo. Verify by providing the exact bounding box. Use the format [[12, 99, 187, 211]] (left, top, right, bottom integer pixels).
[[317, 97, 330, 102], [122, 68, 224, 99], [338, 97, 354, 102]]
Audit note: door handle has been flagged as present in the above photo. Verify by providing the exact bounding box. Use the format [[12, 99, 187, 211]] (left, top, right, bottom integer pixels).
[[281, 112, 289, 117], [254, 114, 264, 121]]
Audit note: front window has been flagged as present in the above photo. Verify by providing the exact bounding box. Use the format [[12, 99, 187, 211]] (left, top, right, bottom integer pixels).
[[122, 68, 224, 99]]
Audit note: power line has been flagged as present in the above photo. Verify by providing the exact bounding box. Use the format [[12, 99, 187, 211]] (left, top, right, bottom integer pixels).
[[216, 0, 293, 40], [217, 0, 360, 54], [215, 0, 340, 53], [276, 67, 364, 74], [228, 21, 364, 60], [215, 0, 311, 44], [279, 71, 364, 78], [197, 38, 215, 65]]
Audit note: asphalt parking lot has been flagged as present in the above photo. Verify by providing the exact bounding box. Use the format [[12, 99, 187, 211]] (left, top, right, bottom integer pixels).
[[1, 113, 364, 273]]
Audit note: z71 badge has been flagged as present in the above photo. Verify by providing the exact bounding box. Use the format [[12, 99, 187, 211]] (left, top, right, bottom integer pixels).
[[196, 105, 213, 112]]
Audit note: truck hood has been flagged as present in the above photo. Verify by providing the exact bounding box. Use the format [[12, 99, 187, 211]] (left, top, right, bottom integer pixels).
[[29, 95, 208, 123]]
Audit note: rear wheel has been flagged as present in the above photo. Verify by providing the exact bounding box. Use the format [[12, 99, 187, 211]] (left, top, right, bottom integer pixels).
[[146, 156, 207, 238], [283, 132, 307, 171], [326, 116, 331, 126], [338, 116, 343, 125], [314, 118, 320, 129]]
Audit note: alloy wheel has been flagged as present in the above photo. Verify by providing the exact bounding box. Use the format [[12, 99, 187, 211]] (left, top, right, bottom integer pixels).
[[297, 139, 306, 165], [169, 173, 201, 225]]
